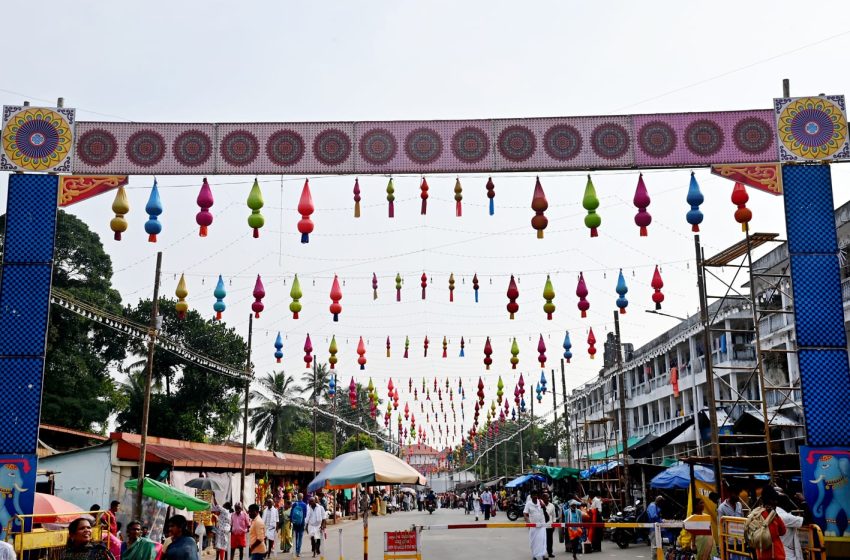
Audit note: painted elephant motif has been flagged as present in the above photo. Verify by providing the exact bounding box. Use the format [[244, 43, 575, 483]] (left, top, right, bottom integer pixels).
[[810, 454, 850, 537], [0, 463, 27, 539]]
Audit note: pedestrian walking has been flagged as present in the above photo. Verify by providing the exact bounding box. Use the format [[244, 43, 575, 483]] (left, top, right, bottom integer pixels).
[[589, 491, 603, 552], [543, 492, 557, 558], [472, 489, 482, 521], [261, 499, 278, 558], [211, 502, 231, 560], [165, 516, 200, 560], [306, 497, 327, 558], [647, 496, 664, 550], [564, 500, 586, 560], [523, 489, 548, 560], [247, 505, 266, 560], [279, 501, 293, 553], [481, 488, 494, 520], [290, 494, 308, 558], [230, 504, 250, 560]]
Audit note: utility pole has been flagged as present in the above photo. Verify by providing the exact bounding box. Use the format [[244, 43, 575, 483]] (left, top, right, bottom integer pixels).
[[561, 359, 572, 467], [551, 369, 559, 465], [613, 311, 632, 505], [312, 362, 318, 477], [240, 314, 253, 506], [135, 252, 162, 520]]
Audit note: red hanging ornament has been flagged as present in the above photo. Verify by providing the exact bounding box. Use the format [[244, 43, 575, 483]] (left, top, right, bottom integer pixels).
[[483, 336, 493, 370], [421, 273, 428, 300], [651, 265, 665, 310], [576, 272, 590, 318], [423, 336, 429, 357], [472, 273, 480, 303], [372, 273, 378, 300], [349, 377, 357, 409], [304, 334, 313, 369], [355, 337, 368, 370], [633, 173, 652, 236], [387, 378, 394, 400], [251, 274, 265, 318], [506, 275, 519, 319], [731, 182, 751, 232], [537, 334, 547, 368], [587, 328, 597, 359], [297, 178, 315, 243], [530, 176, 549, 239], [420, 177, 429, 215], [353, 178, 361, 218], [477, 377, 485, 405], [329, 275, 343, 321]]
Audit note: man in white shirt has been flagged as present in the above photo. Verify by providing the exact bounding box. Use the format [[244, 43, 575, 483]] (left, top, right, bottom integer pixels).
[[0, 540, 15, 560], [481, 489, 495, 520], [775, 506, 804, 560], [306, 497, 327, 558], [472, 489, 482, 521], [261, 498, 279, 559], [523, 489, 548, 560]]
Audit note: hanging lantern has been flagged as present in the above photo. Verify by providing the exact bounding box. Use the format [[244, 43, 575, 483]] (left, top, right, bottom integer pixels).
[[274, 332, 284, 363], [477, 377, 485, 405], [449, 273, 455, 302], [497, 376, 504, 404], [420, 177, 429, 215], [387, 177, 395, 218], [442, 336, 448, 358], [587, 328, 597, 359], [329, 275, 343, 322], [357, 336, 367, 370], [459, 337, 465, 357], [506, 275, 519, 319], [423, 336, 429, 358], [372, 273, 378, 300], [289, 274, 302, 319], [144, 180, 163, 243], [651, 265, 665, 310], [454, 177, 463, 217], [404, 402, 410, 421], [536, 383, 543, 403], [387, 378, 395, 400], [396, 273, 403, 302], [393, 388, 399, 409], [349, 377, 357, 409], [483, 336, 493, 370], [583, 175, 601, 237], [247, 178, 265, 238], [539, 370, 547, 394], [576, 272, 590, 318], [252, 274, 265, 318], [110, 185, 130, 241], [421, 273, 428, 300], [537, 334, 547, 368], [473, 274, 480, 303], [510, 338, 520, 370], [686, 172, 704, 232], [531, 176, 549, 239], [486, 177, 495, 215], [196, 178, 214, 237], [543, 275, 556, 320], [731, 182, 751, 232], [386, 336, 391, 358], [297, 178, 315, 243], [328, 374, 336, 397], [213, 275, 226, 320], [633, 173, 652, 236], [328, 335, 338, 369], [174, 274, 189, 319], [304, 334, 313, 370], [616, 269, 629, 314], [353, 178, 361, 218], [404, 335, 410, 359]]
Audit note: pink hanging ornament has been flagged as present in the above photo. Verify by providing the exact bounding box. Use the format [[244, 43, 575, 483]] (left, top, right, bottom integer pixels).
[[297, 178, 315, 243], [372, 273, 378, 300], [506, 275, 519, 319], [587, 328, 597, 359], [576, 272, 590, 318], [420, 177, 429, 215], [421, 273, 428, 300], [537, 334, 547, 368], [357, 336, 367, 370], [304, 334, 313, 369], [251, 274, 265, 318], [196, 178, 214, 237], [633, 173, 652, 236]]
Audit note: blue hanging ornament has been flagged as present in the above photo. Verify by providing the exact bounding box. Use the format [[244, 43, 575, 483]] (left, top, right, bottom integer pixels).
[[616, 269, 629, 314], [536, 383, 543, 403], [213, 275, 226, 320], [328, 374, 336, 397], [720, 333, 727, 353], [511, 408, 516, 421], [520, 397, 526, 413], [144, 179, 163, 243], [459, 337, 465, 357], [274, 332, 284, 363], [563, 331, 573, 363], [686, 172, 704, 232], [539, 371, 547, 394]]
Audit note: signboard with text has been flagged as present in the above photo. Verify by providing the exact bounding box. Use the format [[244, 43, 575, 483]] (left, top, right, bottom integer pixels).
[[384, 530, 420, 560]]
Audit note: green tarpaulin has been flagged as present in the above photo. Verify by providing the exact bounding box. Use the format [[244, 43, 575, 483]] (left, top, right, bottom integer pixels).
[[586, 436, 644, 461], [533, 465, 581, 480], [124, 478, 210, 511]]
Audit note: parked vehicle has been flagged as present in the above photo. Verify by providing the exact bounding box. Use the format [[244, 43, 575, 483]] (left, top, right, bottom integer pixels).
[[609, 501, 649, 549], [425, 497, 436, 514], [505, 501, 525, 522]]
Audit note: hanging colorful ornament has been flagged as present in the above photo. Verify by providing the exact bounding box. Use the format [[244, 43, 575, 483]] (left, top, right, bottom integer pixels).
[[686, 172, 704, 232], [576, 272, 590, 318], [506, 275, 519, 319], [449, 273, 455, 302], [583, 175, 601, 237], [473, 274, 480, 303], [420, 177, 429, 215], [387, 378, 394, 401], [247, 178, 265, 238], [386, 177, 395, 218], [273, 332, 284, 363], [442, 336, 448, 358], [329, 275, 343, 322], [386, 336, 391, 358], [353, 178, 361, 218], [144, 179, 163, 243], [587, 328, 597, 359], [252, 274, 265, 318], [616, 269, 629, 314], [537, 334, 547, 368], [543, 275, 556, 320], [404, 335, 410, 359], [393, 388, 399, 409], [372, 273, 378, 300], [633, 173, 652, 236], [536, 383, 543, 403], [459, 337, 465, 357], [497, 376, 504, 404], [328, 335, 338, 369], [485, 177, 495, 216], [563, 331, 573, 363], [731, 182, 752, 232], [110, 185, 130, 241], [396, 273, 403, 302], [213, 275, 226, 320], [477, 377, 485, 405], [174, 274, 189, 319], [651, 265, 665, 310], [297, 178, 315, 243], [196, 178, 214, 237], [483, 337, 493, 370], [303, 334, 314, 369], [404, 402, 410, 421], [454, 177, 463, 217], [421, 273, 428, 300], [423, 336, 429, 358], [539, 370, 548, 395], [357, 336, 367, 370], [530, 176, 549, 239], [349, 377, 357, 409], [329, 375, 336, 399], [510, 337, 520, 370], [289, 274, 302, 319]]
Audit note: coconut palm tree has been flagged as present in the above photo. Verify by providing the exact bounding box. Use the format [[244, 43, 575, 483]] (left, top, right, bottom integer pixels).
[[249, 371, 306, 452], [301, 362, 331, 404]]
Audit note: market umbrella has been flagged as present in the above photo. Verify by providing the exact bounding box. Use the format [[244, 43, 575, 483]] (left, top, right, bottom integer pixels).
[[124, 478, 211, 511], [34, 493, 91, 524], [307, 449, 426, 492], [398, 487, 417, 495], [185, 477, 222, 492]]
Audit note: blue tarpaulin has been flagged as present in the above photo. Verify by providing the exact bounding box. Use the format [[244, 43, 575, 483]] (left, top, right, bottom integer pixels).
[[505, 473, 547, 488], [649, 463, 715, 489], [580, 460, 622, 479]]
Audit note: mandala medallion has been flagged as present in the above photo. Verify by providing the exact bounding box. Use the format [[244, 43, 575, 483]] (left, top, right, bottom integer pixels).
[[777, 97, 849, 160], [685, 120, 724, 156], [405, 128, 443, 164], [498, 125, 536, 162], [543, 125, 582, 161], [638, 121, 677, 158], [591, 123, 630, 160], [220, 130, 259, 167], [173, 130, 212, 167], [451, 127, 490, 163], [266, 130, 305, 166], [359, 128, 398, 165], [77, 129, 118, 167], [1, 107, 73, 171], [126, 130, 166, 167], [313, 129, 352, 166], [733, 118, 773, 155]]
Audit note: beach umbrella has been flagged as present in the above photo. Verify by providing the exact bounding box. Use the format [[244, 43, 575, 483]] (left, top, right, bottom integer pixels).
[[307, 449, 425, 492], [34, 493, 91, 524]]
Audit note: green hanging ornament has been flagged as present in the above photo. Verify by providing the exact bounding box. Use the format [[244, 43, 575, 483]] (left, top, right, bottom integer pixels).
[[510, 337, 519, 369], [289, 274, 303, 319], [247, 178, 265, 238], [328, 335, 338, 369], [583, 174, 601, 237], [387, 177, 396, 218], [543, 274, 556, 320], [497, 376, 504, 404], [395, 273, 403, 302]]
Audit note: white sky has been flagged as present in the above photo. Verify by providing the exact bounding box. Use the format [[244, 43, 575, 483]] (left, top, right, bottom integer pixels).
[[3, 0, 850, 449]]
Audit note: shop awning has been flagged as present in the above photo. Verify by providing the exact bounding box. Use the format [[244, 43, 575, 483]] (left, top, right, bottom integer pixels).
[[627, 418, 695, 459], [483, 477, 505, 488], [505, 473, 546, 488], [650, 463, 715, 489], [534, 465, 581, 480], [580, 460, 622, 479], [734, 409, 800, 429], [586, 436, 643, 461]]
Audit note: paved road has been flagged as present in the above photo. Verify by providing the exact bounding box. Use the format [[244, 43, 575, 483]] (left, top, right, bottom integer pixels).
[[304, 507, 656, 560]]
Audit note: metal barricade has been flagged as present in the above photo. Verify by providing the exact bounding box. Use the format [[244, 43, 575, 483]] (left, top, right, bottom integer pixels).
[[719, 516, 827, 560], [5, 511, 106, 560]]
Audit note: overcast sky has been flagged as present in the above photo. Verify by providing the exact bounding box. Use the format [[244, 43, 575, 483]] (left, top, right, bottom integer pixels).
[[3, 0, 850, 448]]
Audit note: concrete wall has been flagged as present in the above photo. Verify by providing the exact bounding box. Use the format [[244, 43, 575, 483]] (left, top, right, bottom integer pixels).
[[39, 444, 114, 510]]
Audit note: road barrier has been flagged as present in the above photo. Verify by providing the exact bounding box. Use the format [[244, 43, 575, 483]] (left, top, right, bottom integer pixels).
[[718, 516, 826, 560]]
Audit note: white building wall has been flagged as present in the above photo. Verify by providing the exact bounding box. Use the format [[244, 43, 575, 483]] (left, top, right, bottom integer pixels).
[[40, 444, 114, 510]]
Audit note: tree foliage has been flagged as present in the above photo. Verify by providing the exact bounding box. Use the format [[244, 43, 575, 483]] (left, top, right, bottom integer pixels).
[[341, 433, 378, 454], [248, 371, 307, 451], [288, 428, 334, 459]]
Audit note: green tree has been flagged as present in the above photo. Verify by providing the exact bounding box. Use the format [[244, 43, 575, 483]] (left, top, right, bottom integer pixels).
[[341, 433, 378, 454], [288, 428, 334, 459], [301, 362, 331, 404], [249, 372, 306, 451], [0, 211, 127, 432]]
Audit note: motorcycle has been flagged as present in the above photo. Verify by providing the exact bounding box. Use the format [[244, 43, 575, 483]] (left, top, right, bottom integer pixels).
[[425, 498, 436, 514], [610, 501, 649, 549], [505, 501, 525, 522]]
